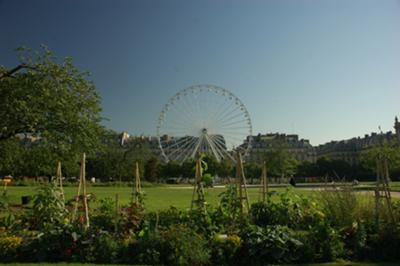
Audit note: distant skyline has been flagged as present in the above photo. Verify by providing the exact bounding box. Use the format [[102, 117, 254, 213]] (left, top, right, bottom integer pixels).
[[1, 0, 399, 145]]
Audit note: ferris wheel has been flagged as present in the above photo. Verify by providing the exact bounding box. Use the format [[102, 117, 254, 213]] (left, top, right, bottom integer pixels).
[[156, 85, 252, 163]]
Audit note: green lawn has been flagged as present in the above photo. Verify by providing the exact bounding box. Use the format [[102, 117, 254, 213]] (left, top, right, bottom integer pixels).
[[4, 184, 316, 211], [3, 182, 398, 212]]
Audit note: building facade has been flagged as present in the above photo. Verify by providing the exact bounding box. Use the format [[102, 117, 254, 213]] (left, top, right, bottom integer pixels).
[[316, 117, 400, 165], [119, 116, 400, 165], [247, 133, 316, 163]]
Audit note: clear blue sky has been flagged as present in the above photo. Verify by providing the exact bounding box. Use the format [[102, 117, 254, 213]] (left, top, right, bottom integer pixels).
[[1, 0, 399, 145]]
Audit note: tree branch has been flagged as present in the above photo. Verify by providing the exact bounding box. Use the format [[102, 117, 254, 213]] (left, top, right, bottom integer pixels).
[[0, 64, 37, 80]]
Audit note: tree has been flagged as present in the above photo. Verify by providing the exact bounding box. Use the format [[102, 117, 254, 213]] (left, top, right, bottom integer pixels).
[[244, 162, 261, 184], [87, 130, 152, 181], [360, 139, 400, 178], [161, 161, 181, 179], [0, 46, 104, 158], [296, 161, 319, 177], [0, 137, 24, 176], [181, 159, 195, 179], [262, 142, 298, 180], [144, 157, 161, 182]]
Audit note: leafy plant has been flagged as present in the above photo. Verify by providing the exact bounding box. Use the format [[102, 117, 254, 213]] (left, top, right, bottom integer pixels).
[[0, 230, 23, 262], [202, 173, 213, 187], [250, 189, 325, 229], [29, 183, 68, 231], [240, 225, 303, 265], [215, 185, 242, 229]]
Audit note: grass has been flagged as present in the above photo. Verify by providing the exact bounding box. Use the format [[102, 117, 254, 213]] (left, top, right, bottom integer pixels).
[[4, 184, 315, 211], [2, 181, 398, 213]]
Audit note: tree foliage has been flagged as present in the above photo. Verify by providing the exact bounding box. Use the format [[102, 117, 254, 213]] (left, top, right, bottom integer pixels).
[[0, 46, 104, 158], [360, 139, 400, 173]]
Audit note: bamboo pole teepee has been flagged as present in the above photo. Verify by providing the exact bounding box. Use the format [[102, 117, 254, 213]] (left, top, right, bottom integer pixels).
[[235, 151, 250, 214], [259, 162, 268, 202], [191, 157, 206, 210], [375, 156, 395, 224], [132, 161, 142, 207], [56, 161, 65, 202], [72, 153, 90, 229]]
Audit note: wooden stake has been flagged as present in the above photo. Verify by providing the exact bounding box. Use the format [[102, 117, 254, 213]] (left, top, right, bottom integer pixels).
[[72, 153, 90, 229], [56, 161, 65, 202], [133, 161, 142, 206], [191, 158, 205, 210], [236, 151, 250, 214], [375, 156, 395, 225], [81, 153, 89, 229], [260, 162, 268, 202]]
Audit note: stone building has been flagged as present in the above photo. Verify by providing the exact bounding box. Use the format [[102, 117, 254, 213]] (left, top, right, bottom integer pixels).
[[316, 117, 400, 165], [246, 133, 316, 163]]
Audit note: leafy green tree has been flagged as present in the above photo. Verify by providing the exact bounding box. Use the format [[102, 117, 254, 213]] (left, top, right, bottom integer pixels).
[[201, 153, 218, 176], [360, 139, 400, 176], [0, 46, 104, 159], [161, 161, 181, 179], [216, 159, 233, 178], [0, 137, 24, 176], [296, 161, 319, 177], [181, 159, 195, 178], [87, 130, 152, 181], [144, 157, 161, 182], [262, 144, 298, 180], [244, 162, 261, 183]]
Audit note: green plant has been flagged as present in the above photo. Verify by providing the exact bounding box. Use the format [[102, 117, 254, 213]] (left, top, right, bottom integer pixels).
[[0, 230, 23, 262], [160, 224, 210, 265], [215, 185, 242, 230], [82, 231, 120, 263], [211, 234, 242, 265], [318, 186, 360, 227], [0, 194, 8, 210], [250, 189, 325, 229], [240, 225, 303, 265], [29, 183, 68, 231], [136, 224, 210, 265], [22, 224, 80, 262], [308, 222, 345, 261], [91, 197, 117, 231], [202, 173, 213, 187]]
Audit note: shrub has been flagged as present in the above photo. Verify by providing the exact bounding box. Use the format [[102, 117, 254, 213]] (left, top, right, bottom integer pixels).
[[29, 183, 68, 231], [136, 224, 210, 265], [366, 224, 400, 260], [91, 197, 117, 231], [211, 234, 242, 265], [202, 173, 213, 187], [0, 194, 9, 210], [318, 186, 361, 227], [82, 231, 120, 263], [0, 231, 23, 262], [214, 185, 242, 230], [240, 225, 303, 265], [22, 225, 78, 262], [250, 190, 325, 229], [308, 222, 345, 262]]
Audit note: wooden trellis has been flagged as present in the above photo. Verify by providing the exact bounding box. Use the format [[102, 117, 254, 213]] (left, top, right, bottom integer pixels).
[[132, 161, 142, 207], [56, 161, 65, 202], [72, 153, 90, 229], [375, 156, 395, 224], [191, 158, 206, 210], [259, 162, 268, 202], [235, 151, 250, 214]]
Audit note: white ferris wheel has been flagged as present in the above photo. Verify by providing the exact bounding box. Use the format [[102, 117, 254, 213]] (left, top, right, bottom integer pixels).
[[156, 85, 252, 163]]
